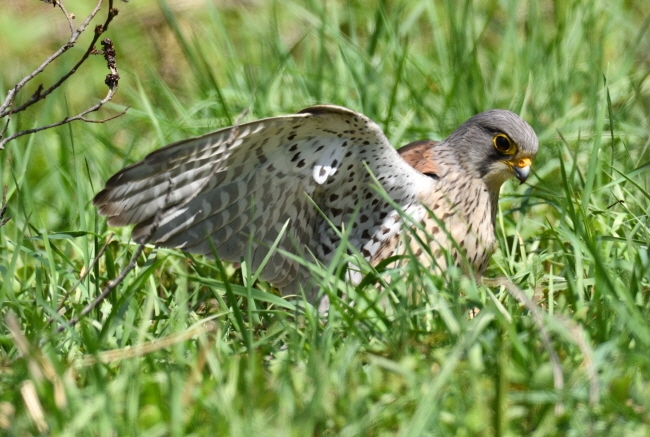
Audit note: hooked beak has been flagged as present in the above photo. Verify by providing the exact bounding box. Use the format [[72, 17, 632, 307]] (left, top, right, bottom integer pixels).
[[509, 158, 532, 184]]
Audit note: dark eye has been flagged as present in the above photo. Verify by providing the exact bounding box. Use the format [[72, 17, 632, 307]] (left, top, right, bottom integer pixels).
[[493, 134, 515, 154]]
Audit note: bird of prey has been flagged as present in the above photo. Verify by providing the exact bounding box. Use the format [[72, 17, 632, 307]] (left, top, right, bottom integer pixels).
[[94, 105, 538, 303]]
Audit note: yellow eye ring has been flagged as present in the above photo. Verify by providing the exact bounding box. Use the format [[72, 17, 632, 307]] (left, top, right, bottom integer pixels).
[[493, 134, 516, 154]]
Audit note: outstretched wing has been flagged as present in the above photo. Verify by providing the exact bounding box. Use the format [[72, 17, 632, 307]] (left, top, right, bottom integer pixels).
[[94, 105, 436, 291]]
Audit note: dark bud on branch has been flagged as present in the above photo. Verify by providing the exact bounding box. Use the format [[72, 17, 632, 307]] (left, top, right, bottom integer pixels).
[[100, 39, 120, 88]]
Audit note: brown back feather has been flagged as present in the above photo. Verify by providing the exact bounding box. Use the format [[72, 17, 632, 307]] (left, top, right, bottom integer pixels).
[[398, 140, 440, 177]]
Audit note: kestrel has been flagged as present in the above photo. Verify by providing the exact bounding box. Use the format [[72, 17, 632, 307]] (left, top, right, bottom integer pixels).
[[94, 105, 538, 303]]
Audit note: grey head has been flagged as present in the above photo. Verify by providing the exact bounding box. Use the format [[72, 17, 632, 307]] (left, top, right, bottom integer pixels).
[[435, 109, 539, 190]]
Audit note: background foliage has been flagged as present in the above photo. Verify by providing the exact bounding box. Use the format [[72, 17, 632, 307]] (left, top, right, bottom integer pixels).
[[1, 0, 650, 435]]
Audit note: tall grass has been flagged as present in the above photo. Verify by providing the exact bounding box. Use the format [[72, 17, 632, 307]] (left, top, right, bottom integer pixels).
[[1, 0, 650, 435]]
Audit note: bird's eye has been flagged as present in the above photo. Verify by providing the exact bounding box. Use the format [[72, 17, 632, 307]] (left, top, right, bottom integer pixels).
[[493, 134, 515, 154]]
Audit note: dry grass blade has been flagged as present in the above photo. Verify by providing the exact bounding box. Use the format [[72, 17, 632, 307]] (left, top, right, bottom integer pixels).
[[74, 318, 218, 367], [5, 312, 67, 409]]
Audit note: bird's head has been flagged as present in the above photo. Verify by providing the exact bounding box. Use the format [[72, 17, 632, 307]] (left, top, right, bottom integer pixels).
[[441, 109, 538, 191]]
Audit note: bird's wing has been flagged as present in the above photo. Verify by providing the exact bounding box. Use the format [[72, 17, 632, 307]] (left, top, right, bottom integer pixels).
[[94, 105, 437, 289]]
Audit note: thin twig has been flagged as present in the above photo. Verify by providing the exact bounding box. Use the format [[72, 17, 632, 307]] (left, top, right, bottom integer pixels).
[[0, 185, 10, 227], [79, 110, 129, 123], [0, 89, 125, 149], [0, 0, 126, 149], [55, 0, 76, 37], [44, 234, 114, 327], [0, 0, 107, 116], [56, 244, 142, 333], [0, 103, 12, 139], [0, 38, 126, 149], [56, 244, 144, 333]]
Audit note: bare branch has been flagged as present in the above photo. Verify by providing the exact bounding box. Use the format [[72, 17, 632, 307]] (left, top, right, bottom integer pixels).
[[0, 89, 119, 149], [54, 0, 76, 38], [0, 38, 126, 149], [0, 0, 106, 116], [0, 0, 126, 149]]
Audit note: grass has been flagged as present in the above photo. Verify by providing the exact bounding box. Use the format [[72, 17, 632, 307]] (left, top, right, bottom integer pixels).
[[1, 0, 650, 435]]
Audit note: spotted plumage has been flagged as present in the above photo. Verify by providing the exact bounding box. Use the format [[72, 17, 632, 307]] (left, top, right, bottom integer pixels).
[[94, 105, 538, 302]]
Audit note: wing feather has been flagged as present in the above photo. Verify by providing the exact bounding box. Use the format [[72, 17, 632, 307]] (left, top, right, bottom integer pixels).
[[94, 105, 436, 291]]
